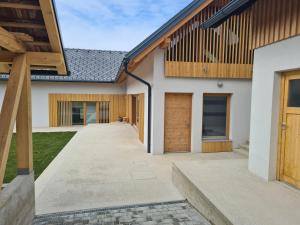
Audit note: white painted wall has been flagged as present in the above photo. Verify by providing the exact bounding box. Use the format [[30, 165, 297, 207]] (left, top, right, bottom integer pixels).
[[0, 81, 126, 128], [249, 36, 300, 181], [150, 49, 252, 154], [127, 48, 252, 155]]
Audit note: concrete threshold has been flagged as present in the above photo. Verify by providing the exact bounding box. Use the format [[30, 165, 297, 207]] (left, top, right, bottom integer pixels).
[[172, 159, 300, 225]]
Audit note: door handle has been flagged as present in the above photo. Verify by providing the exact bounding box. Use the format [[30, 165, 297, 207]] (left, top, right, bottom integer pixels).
[[281, 123, 287, 130]]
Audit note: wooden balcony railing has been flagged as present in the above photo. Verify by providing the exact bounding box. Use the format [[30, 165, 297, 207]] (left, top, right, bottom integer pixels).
[[165, 0, 253, 79]]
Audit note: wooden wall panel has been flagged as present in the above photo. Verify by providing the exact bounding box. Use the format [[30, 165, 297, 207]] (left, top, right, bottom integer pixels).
[[251, 0, 300, 49], [202, 140, 232, 153], [165, 0, 253, 79], [49, 94, 127, 127], [138, 93, 145, 143]]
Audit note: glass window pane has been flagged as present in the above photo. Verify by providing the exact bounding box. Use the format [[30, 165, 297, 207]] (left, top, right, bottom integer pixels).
[[202, 95, 228, 138], [288, 79, 300, 107], [72, 102, 84, 125], [86, 102, 96, 124]]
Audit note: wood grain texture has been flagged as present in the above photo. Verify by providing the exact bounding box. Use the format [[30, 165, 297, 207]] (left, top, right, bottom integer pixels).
[[16, 66, 33, 173], [164, 93, 192, 153], [251, 0, 300, 49], [165, 0, 253, 79], [278, 71, 300, 188], [202, 140, 232, 153], [138, 94, 145, 143], [0, 54, 27, 187]]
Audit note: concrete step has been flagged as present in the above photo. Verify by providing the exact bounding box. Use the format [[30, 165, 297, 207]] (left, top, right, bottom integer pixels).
[[172, 160, 300, 225]]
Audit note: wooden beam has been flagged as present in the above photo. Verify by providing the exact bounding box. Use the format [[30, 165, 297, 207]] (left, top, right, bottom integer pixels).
[[25, 41, 51, 47], [0, 22, 45, 29], [27, 52, 63, 67], [0, 51, 18, 63], [16, 66, 33, 174], [0, 27, 26, 53], [0, 52, 63, 67], [0, 54, 27, 187], [39, 0, 67, 74], [159, 38, 171, 49], [11, 32, 34, 42], [0, 2, 40, 10], [0, 64, 10, 73]]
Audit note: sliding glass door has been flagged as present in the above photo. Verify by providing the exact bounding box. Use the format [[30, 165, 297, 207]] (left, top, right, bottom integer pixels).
[[72, 102, 84, 125], [86, 102, 97, 124]]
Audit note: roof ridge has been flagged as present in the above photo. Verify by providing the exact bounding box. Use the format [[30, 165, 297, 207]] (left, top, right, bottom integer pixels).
[[64, 48, 128, 53]]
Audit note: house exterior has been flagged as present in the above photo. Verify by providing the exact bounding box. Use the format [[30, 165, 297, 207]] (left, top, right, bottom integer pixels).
[[199, 0, 300, 189], [0, 49, 127, 128], [0, 0, 253, 156], [119, 0, 253, 154]]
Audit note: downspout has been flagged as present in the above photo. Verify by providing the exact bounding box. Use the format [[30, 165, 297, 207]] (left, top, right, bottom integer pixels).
[[123, 58, 152, 154]]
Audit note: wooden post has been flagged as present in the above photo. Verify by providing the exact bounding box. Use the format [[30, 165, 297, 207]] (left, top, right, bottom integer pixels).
[[0, 54, 27, 187], [16, 65, 33, 175]]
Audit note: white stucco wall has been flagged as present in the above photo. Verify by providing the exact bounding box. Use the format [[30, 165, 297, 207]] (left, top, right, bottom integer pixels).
[[150, 49, 252, 155], [0, 81, 126, 128], [126, 52, 154, 149], [127, 48, 252, 155], [249, 36, 300, 181]]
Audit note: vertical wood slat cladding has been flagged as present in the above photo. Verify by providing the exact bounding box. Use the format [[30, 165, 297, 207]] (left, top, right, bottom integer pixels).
[[202, 140, 232, 153], [251, 0, 300, 49], [165, 0, 253, 79], [49, 94, 127, 127], [126, 94, 145, 143], [138, 94, 145, 143]]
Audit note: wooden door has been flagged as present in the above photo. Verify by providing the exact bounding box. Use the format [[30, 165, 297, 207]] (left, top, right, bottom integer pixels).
[[164, 93, 192, 152], [279, 72, 300, 188]]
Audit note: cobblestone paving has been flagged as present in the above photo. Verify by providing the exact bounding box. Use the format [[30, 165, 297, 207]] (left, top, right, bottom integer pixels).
[[34, 201, 211, 225]]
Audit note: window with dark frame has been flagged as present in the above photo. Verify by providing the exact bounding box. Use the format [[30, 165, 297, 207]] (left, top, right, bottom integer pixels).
[[202, 94, 230, 140]]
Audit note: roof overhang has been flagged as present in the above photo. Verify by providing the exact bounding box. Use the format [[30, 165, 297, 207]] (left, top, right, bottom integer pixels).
[[200, 0, 256, 29], [0, 0, 68, 75], [116, 0, 214, 82]]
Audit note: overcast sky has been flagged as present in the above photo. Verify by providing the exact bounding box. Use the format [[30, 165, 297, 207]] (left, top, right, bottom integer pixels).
[[55, 0, 191, 51]]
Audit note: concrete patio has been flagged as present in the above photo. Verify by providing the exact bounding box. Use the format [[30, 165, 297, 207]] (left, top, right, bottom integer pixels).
[[35, 122, 245, 215], [173, 159, 300, 225]]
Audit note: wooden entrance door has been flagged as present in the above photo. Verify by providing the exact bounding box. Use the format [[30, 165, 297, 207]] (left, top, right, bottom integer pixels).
[[279, 72, 300, 188], [164, 93, 192, 152]]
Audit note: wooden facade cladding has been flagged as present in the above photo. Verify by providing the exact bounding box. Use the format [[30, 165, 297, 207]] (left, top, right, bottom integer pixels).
[[164, 0, 253, 79], [250, 0, 300, 49], [49, 94, 127, 127], [202, 140, 232, 153], [126, 94, 145, 143]]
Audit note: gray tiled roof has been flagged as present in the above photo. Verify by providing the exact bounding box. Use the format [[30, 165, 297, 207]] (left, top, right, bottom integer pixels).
[[0, 48, 127, 83]]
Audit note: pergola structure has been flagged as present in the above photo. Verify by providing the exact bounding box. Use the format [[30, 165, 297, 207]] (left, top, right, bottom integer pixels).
[[0, 0, 67, 188]]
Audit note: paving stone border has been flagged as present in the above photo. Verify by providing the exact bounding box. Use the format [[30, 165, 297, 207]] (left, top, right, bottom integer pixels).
[[34, 200, 211, 225]]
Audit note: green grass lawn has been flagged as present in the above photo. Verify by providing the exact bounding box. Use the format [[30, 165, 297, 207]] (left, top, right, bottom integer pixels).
[[4, 132, 76, 183]]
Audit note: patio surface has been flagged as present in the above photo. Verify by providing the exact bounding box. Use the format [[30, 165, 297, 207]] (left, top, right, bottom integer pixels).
[[35, 123, 245, 215], [173, 159, 300, 225]]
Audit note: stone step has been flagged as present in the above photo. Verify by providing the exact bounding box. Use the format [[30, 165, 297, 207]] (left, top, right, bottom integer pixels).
[[33, 201, 211, 225]]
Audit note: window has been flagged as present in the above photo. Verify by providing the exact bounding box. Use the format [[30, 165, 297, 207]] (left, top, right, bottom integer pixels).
[[86, 102, 96, 124], [202, 94, 230, 139], [288, 79, 300, 107], [72, 102, 84, 125]]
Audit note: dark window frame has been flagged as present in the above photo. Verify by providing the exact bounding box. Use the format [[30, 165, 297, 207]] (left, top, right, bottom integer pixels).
[[202, 93, 231, 140]]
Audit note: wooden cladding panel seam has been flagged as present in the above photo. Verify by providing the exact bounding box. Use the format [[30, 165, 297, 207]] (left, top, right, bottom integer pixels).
[[49, 94, 127, 127]]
